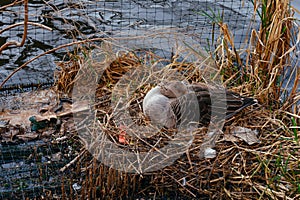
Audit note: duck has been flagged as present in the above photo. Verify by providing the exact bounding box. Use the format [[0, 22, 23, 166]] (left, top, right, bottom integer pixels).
[[142, 80, 257, 129]]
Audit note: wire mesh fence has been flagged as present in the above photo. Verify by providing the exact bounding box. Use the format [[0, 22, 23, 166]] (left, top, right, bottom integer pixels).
[[0, 0, 258, 92], [0, 0, 299, 199]]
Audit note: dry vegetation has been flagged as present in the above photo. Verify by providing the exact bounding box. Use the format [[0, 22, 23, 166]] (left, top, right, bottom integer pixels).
[[0, 0, 299, 199], [52, 1, 300, 197]]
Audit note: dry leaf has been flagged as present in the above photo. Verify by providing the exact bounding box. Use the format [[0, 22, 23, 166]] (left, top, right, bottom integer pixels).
[[57, 100, 90, 117], [17, 133, 39, 141], [34, 100, 90, 122], [1, 110, 38, 126], [231, 126, 260, 145], [223, 134, 240, 143], [35, 112, 57, 122]]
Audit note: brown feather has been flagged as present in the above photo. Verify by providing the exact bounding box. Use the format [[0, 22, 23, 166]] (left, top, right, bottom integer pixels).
[[161, 81, 257, 127]]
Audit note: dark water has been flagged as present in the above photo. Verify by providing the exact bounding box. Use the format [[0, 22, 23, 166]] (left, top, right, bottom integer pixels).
[[0, 0, 257, 90]]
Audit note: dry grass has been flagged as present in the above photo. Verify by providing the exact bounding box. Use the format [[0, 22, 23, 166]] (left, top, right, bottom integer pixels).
[[51, 0, 300, 199], [0, 0, 297, 199], [54, 44, 299, 200]]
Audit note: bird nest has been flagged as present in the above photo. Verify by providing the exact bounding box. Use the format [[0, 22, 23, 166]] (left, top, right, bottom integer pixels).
[[54, 44, 299, 199]]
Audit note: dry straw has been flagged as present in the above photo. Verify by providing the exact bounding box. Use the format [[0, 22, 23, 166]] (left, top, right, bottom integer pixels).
[[55, 25, 299, 200], [57, 2, 300, 199], [52, 1, 300, 198], [1, 0, 294, 199], [0, 0, 297, 199]]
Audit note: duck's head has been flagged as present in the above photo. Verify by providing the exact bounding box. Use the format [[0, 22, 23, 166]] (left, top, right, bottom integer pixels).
[[159, 80, 190, 98]]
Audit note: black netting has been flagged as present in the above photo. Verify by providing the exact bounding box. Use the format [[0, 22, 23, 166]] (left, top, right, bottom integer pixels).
[[0, 0, 299, 199], [0, 0, 260, 92]]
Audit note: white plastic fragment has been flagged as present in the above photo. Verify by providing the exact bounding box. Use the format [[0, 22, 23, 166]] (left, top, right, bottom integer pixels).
[[204, 147, 216, 158], [72, 183, 82, 191]]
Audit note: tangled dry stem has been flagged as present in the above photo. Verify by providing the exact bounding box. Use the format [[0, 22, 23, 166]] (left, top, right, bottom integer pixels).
[[51, 1, 300, 198], [54, 36, 299, 199]]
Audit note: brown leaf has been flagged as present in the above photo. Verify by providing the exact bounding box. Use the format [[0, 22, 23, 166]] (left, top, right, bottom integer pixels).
[[16, 133, 39, 141], [56, 100, 90, 117], [223, 134, 240, 143], [1, 110, 38, 126], [35, 112, 57, 122], [231, 126, 260, 145]]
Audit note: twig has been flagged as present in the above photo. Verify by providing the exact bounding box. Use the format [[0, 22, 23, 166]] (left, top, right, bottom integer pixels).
[[162, 170, 196, 198], [0, 0, 23, 11], [0, 37, 104, 88], [0, 22, 52, 34], [60, 149, 86, 172], [0, 0, 28, 53]]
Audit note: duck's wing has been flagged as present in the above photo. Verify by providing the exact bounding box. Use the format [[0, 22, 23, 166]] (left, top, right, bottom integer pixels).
[[191, 83, 257, 118], [169, 83, 257, 126], [189, 83, 221, 124], [169, 92, 211, 127]]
